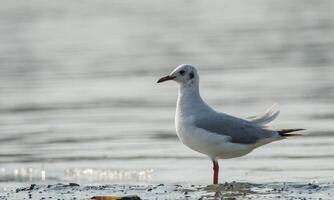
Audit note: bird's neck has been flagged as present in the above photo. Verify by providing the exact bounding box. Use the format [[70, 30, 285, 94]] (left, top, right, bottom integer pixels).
[[176, 83, 207, 116]]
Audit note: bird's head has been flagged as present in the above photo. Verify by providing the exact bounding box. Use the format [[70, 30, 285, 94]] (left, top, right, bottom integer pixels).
[[157, 64, 199, 86]]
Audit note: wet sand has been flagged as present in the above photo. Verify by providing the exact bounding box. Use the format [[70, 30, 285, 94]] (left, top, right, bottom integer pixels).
[[2, 182, 334, 200]]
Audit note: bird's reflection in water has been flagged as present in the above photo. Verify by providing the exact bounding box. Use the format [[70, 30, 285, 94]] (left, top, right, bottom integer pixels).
[[204, 182, 258, 200], [213, 191, 223, 200]]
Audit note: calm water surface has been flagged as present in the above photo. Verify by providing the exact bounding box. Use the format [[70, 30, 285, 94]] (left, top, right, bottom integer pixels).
[[0, 0, 334, 190]]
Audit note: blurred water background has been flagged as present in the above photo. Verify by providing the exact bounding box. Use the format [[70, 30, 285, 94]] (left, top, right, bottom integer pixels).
[[0, 0, 334, 190]]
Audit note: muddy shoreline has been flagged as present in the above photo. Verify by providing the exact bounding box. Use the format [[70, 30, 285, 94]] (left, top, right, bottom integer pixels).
[[1, 182, 333, 200]]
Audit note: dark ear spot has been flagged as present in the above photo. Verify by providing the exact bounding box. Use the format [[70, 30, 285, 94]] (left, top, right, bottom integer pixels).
[[189, 72, 194, 79]]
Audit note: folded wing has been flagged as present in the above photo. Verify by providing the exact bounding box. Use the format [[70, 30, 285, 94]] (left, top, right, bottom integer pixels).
[[194, 111, 279, 145]]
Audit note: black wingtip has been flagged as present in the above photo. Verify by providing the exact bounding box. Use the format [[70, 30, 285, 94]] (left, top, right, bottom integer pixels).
[[278, 128, 305, 136]]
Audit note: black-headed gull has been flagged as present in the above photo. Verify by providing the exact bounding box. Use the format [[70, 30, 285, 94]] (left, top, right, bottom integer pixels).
[[157, 64, 304, 184]]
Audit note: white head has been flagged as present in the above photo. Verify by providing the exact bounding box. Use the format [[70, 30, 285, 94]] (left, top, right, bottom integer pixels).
[[157, 64, 199, 87]]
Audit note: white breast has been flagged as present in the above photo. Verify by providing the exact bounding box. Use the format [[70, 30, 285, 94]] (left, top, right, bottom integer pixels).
[[174, 83, 254, 159]]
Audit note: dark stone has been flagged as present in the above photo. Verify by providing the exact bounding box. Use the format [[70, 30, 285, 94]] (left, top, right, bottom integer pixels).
[[29, 184, 36, 190], [69, 183, 80, 187]]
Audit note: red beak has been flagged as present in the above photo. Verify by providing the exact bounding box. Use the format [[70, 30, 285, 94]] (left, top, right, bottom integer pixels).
[[157, 75, 175, 83]]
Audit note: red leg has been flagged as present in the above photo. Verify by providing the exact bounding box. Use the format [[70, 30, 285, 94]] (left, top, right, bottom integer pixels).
[[212, 160, 219, 184]]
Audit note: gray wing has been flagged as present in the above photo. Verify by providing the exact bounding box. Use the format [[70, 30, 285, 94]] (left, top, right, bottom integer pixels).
[[194, 111, 278, 144]]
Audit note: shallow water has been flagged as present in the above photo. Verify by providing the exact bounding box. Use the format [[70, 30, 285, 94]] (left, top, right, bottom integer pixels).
[[0, 0, 334, 195]]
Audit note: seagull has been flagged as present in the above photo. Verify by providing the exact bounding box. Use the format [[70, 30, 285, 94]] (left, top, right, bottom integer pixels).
[[157, 64, 304, 184]]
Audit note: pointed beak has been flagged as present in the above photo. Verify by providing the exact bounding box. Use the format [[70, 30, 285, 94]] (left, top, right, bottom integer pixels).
[[157, 75, 175, 83]]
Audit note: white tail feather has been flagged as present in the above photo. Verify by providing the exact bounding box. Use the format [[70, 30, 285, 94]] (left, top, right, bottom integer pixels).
[[248, 104, 280, 126]]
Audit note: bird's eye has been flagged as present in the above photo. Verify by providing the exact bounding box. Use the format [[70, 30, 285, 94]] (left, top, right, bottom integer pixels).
[[179, 70, 185, 76]]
